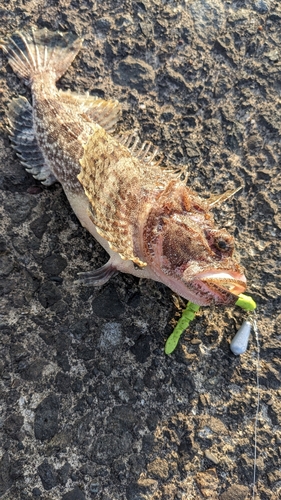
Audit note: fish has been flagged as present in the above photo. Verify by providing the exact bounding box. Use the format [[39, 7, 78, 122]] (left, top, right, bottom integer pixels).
[[1, 27, 247, 306]]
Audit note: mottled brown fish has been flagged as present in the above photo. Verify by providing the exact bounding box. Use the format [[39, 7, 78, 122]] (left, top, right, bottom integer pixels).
[[1, 28, 247, 306]]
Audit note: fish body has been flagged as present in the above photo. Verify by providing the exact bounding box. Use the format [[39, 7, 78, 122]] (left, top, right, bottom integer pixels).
[[1, 28, 247, 306]]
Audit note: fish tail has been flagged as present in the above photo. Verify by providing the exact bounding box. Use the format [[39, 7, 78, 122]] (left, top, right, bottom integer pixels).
[[1, 27, 82, 86]]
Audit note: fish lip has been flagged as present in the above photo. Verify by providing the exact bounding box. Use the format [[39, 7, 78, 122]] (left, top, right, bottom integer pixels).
[[195, 269, 247, 298], [194, 269, 247, 283]]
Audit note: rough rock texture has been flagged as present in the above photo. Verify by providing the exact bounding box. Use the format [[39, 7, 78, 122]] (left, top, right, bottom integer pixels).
[[0, 1, 280, 499]]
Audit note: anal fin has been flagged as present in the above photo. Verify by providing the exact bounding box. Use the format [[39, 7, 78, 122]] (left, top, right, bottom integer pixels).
[[76, 259, 117, 286], [8, 96, 57, 186]]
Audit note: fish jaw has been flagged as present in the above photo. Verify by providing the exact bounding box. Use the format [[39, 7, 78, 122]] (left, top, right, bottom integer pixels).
[[183, 269, 247, 306], [144, 265, 247, 306]]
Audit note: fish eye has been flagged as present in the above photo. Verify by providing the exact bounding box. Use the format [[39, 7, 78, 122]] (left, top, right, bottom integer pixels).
[[215, 238, 231, 252]]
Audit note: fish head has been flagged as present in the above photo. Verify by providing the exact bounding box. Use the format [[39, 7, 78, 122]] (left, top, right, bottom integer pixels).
[[141, 182, 247, 306]]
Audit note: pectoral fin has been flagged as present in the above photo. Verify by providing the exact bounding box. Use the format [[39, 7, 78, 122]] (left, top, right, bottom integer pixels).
[[78, 128, 147, 268], [76, 259, 117, 286]]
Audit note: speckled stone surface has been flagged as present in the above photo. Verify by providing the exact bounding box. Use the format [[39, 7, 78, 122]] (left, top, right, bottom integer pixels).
[[0, 1, 280, 499]]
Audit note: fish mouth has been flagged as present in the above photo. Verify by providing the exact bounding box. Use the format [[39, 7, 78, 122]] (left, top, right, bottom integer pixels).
[[195, 269, 247, 303]]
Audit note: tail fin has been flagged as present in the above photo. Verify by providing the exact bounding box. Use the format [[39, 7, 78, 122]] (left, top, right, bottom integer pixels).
[[1, 27, 82, 86]]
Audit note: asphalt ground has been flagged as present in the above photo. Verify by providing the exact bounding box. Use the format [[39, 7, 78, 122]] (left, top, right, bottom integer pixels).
[[0, 1, 280, 499]]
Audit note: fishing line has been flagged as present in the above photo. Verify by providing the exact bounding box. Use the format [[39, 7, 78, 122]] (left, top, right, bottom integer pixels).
[[251, 311, 260, 500]]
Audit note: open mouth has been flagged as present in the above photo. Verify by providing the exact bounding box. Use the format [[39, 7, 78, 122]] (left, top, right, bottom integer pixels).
[[195, 270, 247, 299]]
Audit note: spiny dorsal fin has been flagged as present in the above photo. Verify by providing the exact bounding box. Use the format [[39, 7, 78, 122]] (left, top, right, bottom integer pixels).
[[58, 90, 121, 134], [117, 133, 188, 181], [208, 187, 242, 207], [116, 132, 163, 166]]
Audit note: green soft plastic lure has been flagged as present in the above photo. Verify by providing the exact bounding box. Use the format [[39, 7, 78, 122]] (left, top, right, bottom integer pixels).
[[165, 293, 256, 355]]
